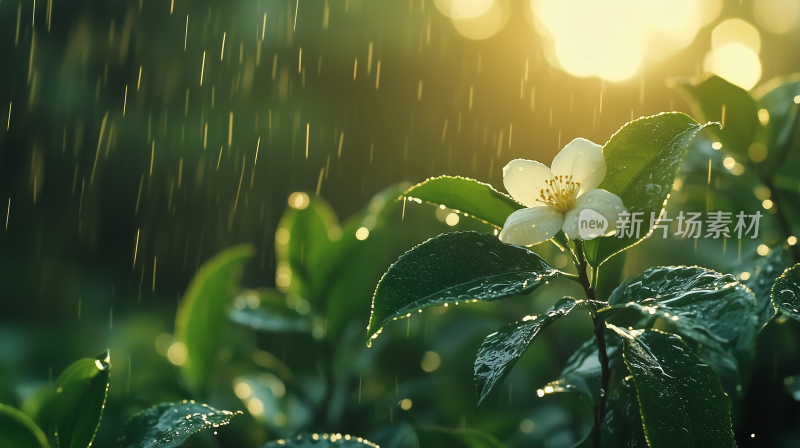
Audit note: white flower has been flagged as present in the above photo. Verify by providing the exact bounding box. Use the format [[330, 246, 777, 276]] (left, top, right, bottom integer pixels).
[[499, 138, 627, 246]]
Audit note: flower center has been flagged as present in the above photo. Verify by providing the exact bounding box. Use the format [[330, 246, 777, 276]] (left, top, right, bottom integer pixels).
[[538, 175, 580, 211]]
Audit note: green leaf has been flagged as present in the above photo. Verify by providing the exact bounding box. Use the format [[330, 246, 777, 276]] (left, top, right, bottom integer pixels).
[[275, 195, 341, 300], [570, 377, 646, 448], [175, 245, 254, 393], [0, 403, 50, 448], [366, 231, 565, 346], [736, 246, 791, 327], [599, 378, 647, 448], [401, 176, 571, 250], [772, 263, 800, 322], [414, 426, 507, 448], [583, 113, 710, 267], [229, 289, 312, 333], [319, 184, 459, 337], [674, 75, 760, 159], [261, 434, 381, 447], [753, 74, 800, 174], [474, 298, 586, 406], [603, 266, 758, 390], [611, 326, 736, 448], [543, 328, 623, 405], [401, 176, 523, 228], [233, 374, 313, 437], [52, 351, 111, 448], [118, 401, 242, 448]]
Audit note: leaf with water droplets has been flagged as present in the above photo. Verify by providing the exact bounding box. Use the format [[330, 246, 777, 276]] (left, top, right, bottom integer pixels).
[[318, 183, 472, 338], [569, 377, 646, 448], [602, 266, 758, 391], [611, 326, 736, 448], [414, 426, 507, 448], [542, 328, 623, 406], [260, 433, 381, 447], [583, 113, 710, 267], [32, 351, 111, 448], [400, 176, 570, 250], [772, 263, 800, 322], [175, 245, 254, 393], [736, 246, 791, 327], [473, 298, 586, 406], [674, 76, 760, 161], [118, 401, 242, 448], [366, 231, 565, 346], [400, 176, 522, 229], [0, 403, 50, 448]]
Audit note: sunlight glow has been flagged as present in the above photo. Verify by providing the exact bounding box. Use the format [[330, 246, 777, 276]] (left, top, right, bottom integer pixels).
[[754, 0, 800, 34], [704, 20, 762, 90], [530, 0, 721, 82], [435, 0, 510, 40], [704, 43, 762, 91]]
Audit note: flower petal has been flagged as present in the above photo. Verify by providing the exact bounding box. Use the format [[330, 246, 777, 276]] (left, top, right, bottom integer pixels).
[[499, 207, 564, 247], [551, 138, 606, 194], [562, 189, 627, 240], [502, 159, 554, 208]]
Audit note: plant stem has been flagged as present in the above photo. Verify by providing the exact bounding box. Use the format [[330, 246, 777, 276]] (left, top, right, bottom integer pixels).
[[574, 240, 610, 448]]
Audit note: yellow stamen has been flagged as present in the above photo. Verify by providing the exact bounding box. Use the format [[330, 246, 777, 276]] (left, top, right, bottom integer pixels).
[[538, 175, 580, 211]]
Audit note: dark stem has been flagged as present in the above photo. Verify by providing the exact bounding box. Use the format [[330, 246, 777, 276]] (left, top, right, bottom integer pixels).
[[764, 177, 800, 263], [575, 240, 610, 448]]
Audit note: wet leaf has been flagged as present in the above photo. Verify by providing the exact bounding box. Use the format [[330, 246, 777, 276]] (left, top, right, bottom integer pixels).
[[736, 246, 791, 327], [400, 176, 570, 250], [474, 298, 585, 406], [570, 377, 646, 448], [772, 263, 800, 322], [414, 426, 507, 448], [400, 176, 522, 228], [603, 266, 758, 390], [260, 433, 381, 447], [674, 76, 760, 160], [319, 184, 464, 337], [753, 74, 800, 175], [117, 401, 242, 448], [366, 231, 565, 346], [612, 326, 736, 448], [229, 289, 312, 333], [583, 113, 710, 267], [0, 403, 50, 448], [175, 245, 255, 393], [543, 328, 623, 405], [49, 351, 111, 448], [276, 195, 341, 301], [599, 378, 647, 447]]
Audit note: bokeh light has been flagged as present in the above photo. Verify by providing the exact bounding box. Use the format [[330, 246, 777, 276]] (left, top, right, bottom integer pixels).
[[704, 19, 763, 90], [529, 0, 722, 82], [754, 0, 800, 34], [435, 0, 510, 40]]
